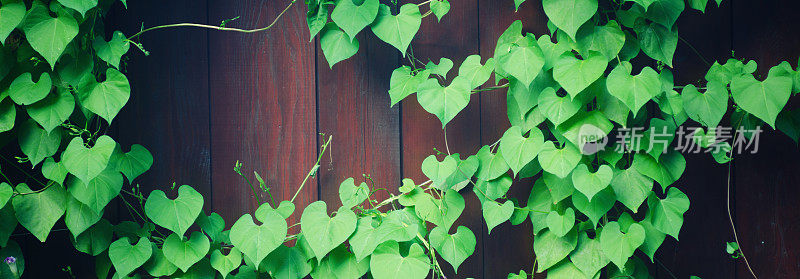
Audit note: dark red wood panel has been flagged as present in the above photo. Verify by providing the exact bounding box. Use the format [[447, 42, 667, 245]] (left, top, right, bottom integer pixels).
[[477, 0, 548, 278], [316, 30, 401, 206], [208, 0, 317, 226], [733, 1, 800, 278], [402, 0, 483, 277]]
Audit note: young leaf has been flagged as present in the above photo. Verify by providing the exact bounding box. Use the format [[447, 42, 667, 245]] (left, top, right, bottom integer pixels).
[[370, 4, 421, 56], [144, 185, 204, 236], [421, 155, 458, 190], [429, 226, 476, 273], [92, 31, 130, 69], [482, 200, 514, 234], [320, 24, 360, 68], [416, 76, 472, 127], [338, 177, 369, 208]]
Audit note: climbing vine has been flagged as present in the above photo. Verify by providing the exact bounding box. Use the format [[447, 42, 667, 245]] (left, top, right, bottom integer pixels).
[[0, 0, 797, 278]]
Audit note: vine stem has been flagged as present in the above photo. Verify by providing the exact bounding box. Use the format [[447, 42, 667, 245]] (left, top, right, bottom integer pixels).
[[127, 0, 297, 41], [725, 114, 759, 279], [678, 35, 712, 67], [290, 135, 333, 203], [372, 180, 432, 211], [416, 232, 447, 279]]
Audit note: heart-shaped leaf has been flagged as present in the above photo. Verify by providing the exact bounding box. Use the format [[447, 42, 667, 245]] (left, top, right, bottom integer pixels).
[[58, 0, 99, 16], [144, 185, 204, 236], [369, 241, 430, 279], [72, 219, 113, 256], [62, 135, 116, 183], [542, 172, 575, 204], [306, 2, 328, 40], [476, 145, 510, 181], [443, 154, 479, 191], [542, 0, 597, 39], [196, 212, 225, 242], [67, 168, 122, 214], [230, 204, 287, 265], [339, 177, 370, 208], [416, 76, 471, 127], [22, 1, 79, 68], [569, 232, 610, 278], [646, 187, 689, 240], [414, 189, 464, 230], [370, 4, 421, 56], [571, 164, 613, 201], [81, 68, 130, 123], [553, 52, 608, 99], [538, 87, 582, 126], [310, 245, 369, 279], [0, 1, 25, 42], [606, 61, 661, 115], [572, 187, 615, 227], [18, 119, 60, 167], [475, 174, 512, 201], [331, 0, 379, 40], [426, 58, 453, 78], [645, 0, 684, 28], [429, 226, 476, 272], [0, 183, 11, 209], [458, 55, 494, 88], [600, 222, 645, 270], [93, 30, 129, 69], [430, 0, 451, 21], [262, 245, 312, 279], [731, 66, 793, 128], [276, 200, 295, 219], [499, 35, 545, 87], [534, 228, 578, 272], [499, 126, 544, 176], [111, 144, 153, 182], [27, 87, 74, 133], [610, 166, 653, 213], [320, 23, 359, 68], [163, 232, 210, 272], [388, 66, 429, 106], [421, 155, 457, 190], [576, 21, 626, 61], [9, 72, 52, 105], [681, 82, 727, 128], [65, 195, 102, 237], [109, 237, 152, 276], [482, 200, 514, 234], [143, 244, 178, 277], [638, 216, 667, 262], [635, 22, 678, 67], [0, 99, 16, 133], [546, 208, 575, 237], [527, 180, 554, 234], [13, 183, 67, 242], [538, 141, 582, 178], [301, 201, 357, 260], [633, 152, 685, 191]]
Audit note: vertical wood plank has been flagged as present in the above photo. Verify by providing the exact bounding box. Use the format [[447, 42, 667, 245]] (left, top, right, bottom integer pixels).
[[477, 0, 548, 278], [208, 0, 317, 227], [733, 1, 800, 278], [316, 31, 401, 206], [402, 0, 482, 277], [115, 0, 211, 210]]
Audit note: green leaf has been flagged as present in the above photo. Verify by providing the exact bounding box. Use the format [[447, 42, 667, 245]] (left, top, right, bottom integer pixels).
[[12, 183, 67, 242], [0, 183, 11, 209], [547, 260, 594, 279], [320, 23, 359, 68], [681, 82, 728, 128], [610, 166, 653, 213], [443, 154, 479, 191], [417, 76, 471, 127], [626, 0, 656, 9], [638, 216, 666, 262], [27, 87, 74, 133], [109, 237, 152, 277], [731, 67, 793, 128], [553, 52, 607, 99], [546, 208, 575, 237], [633, 152, 685, 191], [331, 0, 379, 40], [645, 0, 684, 28], [538, 141, 582, 178], [262, 245, 312, 279], [370, 4, 421, 56], [596, 79, 630, 126], [65, 195, 102, 237], [143, 244, 178, 277], [572, 187, 615, 227], [476, 145, 510, 181], [306, 3, 328, 41], [388, 66, 428, 106], [163, 232, 210, 272], [542, 0, 597, 39], [57, 0, 98, 16], [538, 87, 581, 126], [543, 172, 575, 204], [369, 241, 430, 279], [498, 36, 545, 87], [430, 0, 450, 22], [458, 55, 493, 88], [72, 219, 113, 256], [569, 232, 609, 278], [93, 30, 130, 69], [81, 68, 131, 123], [576, 21, 626, 61], [426, 58, 453, 78], [111, 144, 153, 182], [311, 245, 369, 279], [600, 222, 645, 271], [230, 204, 287, 265], [276, 200, 295, 219], [0, 99, 15, 133], [144, 185, 204, 236], [18, 119, 60, 167], [606, 61, 661, 115], [777, 108, 800, 143], [527, 180, 554, 234], [533, 228, 578, 272], [571, 164, 612, 201], [514, 0, 527, 11], [301, 201, 357, 260], [414, 190, 464, 230], [482, 200, 514, 234], [646, 187, 689, 240], [9, 72, 52, 105], [635, 22, 678, 67], [67, 168, 122, 214], [474, 174, 512, 201], [689, 0, 709, 12], [0, 1, 25, 43], [556, 110, 613, 150], [499, 126, 544, 176], [23, 1, 79, 68], [338, 177, 370, 208], [429, 226, 476, 272], [0, 205, 16, 248], [421, 155, 457, 190], [196, 213, 225, 243]]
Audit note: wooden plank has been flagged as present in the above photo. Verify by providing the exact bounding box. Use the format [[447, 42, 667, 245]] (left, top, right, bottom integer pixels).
[[477, 0, 548, 278], [655, 2, 735, 278], [315, 30, 401, 206], [402, 0, 483, 277], [208, 0, 317, 227], [733, 1, 800, 278], [114, 0, 212, 212]]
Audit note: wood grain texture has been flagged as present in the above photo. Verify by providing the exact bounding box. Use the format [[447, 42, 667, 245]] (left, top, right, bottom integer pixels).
[[733, 1, 800, 278], [402, 0, 483, 277], [477, 0, 548, 278], [208, 0, 317, 227], [316, 28, 401, 207]]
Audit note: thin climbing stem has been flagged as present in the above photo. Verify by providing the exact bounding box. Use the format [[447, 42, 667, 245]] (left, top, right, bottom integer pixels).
[[724, 113, 759, 279], [0, 155, 46, 187], [291, 135, 333, 203], [679, 35, 712, 67]]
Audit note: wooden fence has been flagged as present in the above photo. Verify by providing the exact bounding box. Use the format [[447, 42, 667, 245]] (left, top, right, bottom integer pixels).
[[14, 0, 800, 278]]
